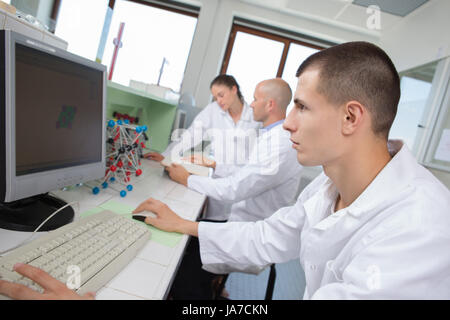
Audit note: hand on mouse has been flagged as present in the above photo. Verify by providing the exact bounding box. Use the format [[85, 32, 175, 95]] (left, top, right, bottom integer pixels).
[[133, 198, 199, 237]]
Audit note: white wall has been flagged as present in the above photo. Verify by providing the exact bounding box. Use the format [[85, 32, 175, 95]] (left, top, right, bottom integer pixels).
[[380, 0, 450, 73], [181, 0, 380, 108]]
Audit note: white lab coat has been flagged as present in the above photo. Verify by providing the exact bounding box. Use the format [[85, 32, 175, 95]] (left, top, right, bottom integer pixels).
[[198, 141, 450, 299], [163, 101, 262, 178], [188, 123, 302, 222], [163, 101, 261, 220]]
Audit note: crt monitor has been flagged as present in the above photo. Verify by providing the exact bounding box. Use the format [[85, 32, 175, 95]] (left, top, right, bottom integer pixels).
[[0, 30, 106, 231]]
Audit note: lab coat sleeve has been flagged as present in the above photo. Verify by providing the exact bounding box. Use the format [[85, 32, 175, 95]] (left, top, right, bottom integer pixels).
[[311, 225, 450, 299], [198, 201, 305, 274], [187, 141, 300, 203], [213, 163, 246, 178]]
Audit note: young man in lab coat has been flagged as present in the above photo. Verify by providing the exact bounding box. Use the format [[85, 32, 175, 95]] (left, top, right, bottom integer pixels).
[[164, 78, 302, 298], [134, 41, 450, 299], [1, 41, 449, 300]]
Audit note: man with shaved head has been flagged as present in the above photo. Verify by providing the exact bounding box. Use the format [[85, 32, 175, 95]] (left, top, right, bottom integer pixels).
[[166, 78, 301, 222], [163, 78, 302, 299], [250, 78, 292, 128]]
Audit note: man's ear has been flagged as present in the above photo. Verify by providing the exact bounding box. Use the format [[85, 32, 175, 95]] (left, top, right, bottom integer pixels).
[[266, 99, 275, 113], [342, 101, 364, 136]]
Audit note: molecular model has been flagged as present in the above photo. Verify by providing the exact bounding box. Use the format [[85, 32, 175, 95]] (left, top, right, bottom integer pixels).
[[89, 119, 148, 197]]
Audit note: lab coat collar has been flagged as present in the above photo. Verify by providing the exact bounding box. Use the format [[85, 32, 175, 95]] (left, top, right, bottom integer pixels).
[[241, 102, 255, 122], [346, 140, 416, 217], [303, 140, 417, 230], [262, 119, 284, 132], [219, 101, 254, 122]]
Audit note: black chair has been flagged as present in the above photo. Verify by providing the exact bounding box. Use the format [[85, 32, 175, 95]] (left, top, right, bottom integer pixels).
[[214, 264, 277, 300]]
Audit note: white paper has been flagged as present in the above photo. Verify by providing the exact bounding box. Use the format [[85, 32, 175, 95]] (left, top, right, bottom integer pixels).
[[434, 129, 450, 162], [161, 157, 210, 176]]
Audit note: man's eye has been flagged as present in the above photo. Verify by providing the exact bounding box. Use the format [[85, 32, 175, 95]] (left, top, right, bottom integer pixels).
[[297, 104, 306, 110]]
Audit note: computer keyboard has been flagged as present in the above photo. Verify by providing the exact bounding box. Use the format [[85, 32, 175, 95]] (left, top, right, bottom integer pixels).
[[0, 210, 151, 299]]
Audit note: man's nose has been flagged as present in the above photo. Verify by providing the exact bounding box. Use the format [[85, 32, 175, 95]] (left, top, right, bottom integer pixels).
[[283, 108, 296, 132]]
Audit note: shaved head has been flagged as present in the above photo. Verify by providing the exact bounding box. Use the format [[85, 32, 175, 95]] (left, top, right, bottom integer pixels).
[[257, 78, 292, 111], [250, 78, 292, 126]]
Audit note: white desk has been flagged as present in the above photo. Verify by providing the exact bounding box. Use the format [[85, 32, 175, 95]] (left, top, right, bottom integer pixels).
[[0, 159, 207, 300]]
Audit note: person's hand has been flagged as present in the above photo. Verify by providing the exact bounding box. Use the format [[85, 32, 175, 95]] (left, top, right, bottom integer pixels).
[[182, 155, 216, 169], [0, 263, 95, 300], [143, 152, 164, 162], [133, 198, 198, 236], [165, 163, 191, 186]]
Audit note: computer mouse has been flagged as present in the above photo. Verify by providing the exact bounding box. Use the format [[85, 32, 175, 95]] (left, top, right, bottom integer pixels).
[[132, 212, 156, 222], [132, 214, 148, 222]]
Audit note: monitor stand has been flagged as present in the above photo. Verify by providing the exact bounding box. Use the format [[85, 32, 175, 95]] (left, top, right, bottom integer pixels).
[[0, 194, 74, 232]]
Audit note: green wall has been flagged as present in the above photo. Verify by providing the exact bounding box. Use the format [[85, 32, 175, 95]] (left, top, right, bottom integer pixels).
[[106, 81, 177, 153]]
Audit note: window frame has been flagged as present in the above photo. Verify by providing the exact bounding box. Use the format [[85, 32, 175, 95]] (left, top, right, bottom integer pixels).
[[127, 0, 198, 18], [221, 23, 325, 78], [52, 0, 199, 91], [52, 0, 199, 34]]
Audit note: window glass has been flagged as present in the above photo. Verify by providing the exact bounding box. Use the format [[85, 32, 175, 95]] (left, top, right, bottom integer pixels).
[[225, 31, 284, 104], [390, 61, 437, 152], [281, 43, 319, 113], [102, 0, 197, 93], [390, 76, 433, 150], [55, 0, 109, 61]]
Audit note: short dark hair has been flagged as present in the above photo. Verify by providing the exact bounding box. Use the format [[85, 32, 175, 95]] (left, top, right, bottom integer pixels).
[[210, 74, 244, 103], [296, 41, 400, 139]]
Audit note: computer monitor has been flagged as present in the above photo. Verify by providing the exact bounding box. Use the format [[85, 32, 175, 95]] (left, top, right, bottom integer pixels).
[[0, 30, 106, 231]]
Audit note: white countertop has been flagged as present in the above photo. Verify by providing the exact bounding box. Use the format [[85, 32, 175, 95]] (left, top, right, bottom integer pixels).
[[0, 159, 207, 300]]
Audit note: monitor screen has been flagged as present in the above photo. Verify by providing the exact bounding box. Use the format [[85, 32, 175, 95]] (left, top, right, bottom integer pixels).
[[14, 43, 103, 176]]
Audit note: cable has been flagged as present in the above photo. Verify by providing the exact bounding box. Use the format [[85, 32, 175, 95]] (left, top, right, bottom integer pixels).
[[0, 201, 78, 256]]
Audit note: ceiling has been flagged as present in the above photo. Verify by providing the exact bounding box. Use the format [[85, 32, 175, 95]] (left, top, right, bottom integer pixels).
[[403, 60, 438, 82], [352, 0, 429, 17], [239, 0, 433, 36]]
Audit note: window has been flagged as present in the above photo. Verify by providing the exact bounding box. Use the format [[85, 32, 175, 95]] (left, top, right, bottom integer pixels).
[[225, 30, 284, 106], [102, 0, 197, 92], [389, 61, 438, 153], [414, 57, 450, 172], [54, 0, 198, 93], [281, 43, 320, 113], [54, 0, 109, 61], [221, 24, 323, 107]]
